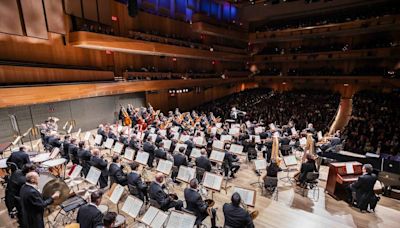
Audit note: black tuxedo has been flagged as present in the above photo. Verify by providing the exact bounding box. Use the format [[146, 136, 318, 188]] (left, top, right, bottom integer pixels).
[[5, 169, 26, 222], [62, 140, 70, 161], [299, 160, 318, 183], [143, 141, 156, 167], [154, 148, 167, 160], [48, 136, 62, 148], [109, 163, 127, 186], [78, 148, 92, 177], [195, 156, 211, 172], [173, 153, 188, 167], [149, 181, 182, 211], [184, 188, 216, 226], [129, 139, 140, 152], [127, 171, 148, 201], [222, 203, 254, 228], [20, 184, 53, 228], [68, 144, 79, 164], [90, 156, 108, 188], [350, 173, 377, 210], [7, 151, 30, 169], [77, 204, 103, 228]]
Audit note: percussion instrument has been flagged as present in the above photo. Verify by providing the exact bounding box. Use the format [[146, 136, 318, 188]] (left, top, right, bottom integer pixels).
[[42, 178, 70, 205], [98, 205, 109, 214], [42, 158, 66, 177], [31, 152, 51, 163], [113, 214, 126, 228], [38, 171, 56, 193]]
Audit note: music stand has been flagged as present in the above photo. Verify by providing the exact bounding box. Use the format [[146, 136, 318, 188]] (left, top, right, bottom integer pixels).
[[108, 183, 125, 213], [156, 159, 173, 175], [232, 186, 256, 207], [140, 206, 168, 228], [250, 159, 267, 192], [176, 166, 196, 186], [165, 210, 196, 228], [121, 196, 143, 221], [104, 138, 114, 155], [202, 172, 224, 199], [280, 155, 298, 184]]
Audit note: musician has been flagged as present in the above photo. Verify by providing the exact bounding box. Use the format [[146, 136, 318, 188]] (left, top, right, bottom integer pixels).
[[7, 145, 30, 169], [97, 124, 106, 144], [263, 159, 280, 191], [128, 134, 140, 152], [77, 191, 104, 228], [47, 132, 62, 149], [62, 135, 71, 162], [103, 211, 117, 228], [172, 147, 188, 180], [347, 164, 378, 211], [154, 142, 167, 160], [295, 154, 318, 185], [68, 138, 79, 164], [195, 149, 212, 172], [109, 155, 128, 186], [78, 141, 92, 177], [20, 172, 60, 228], [127, 163, 148, 202], [184, 178, 217, 228], [222, 192, 254, 228], [143, 137, 156, 168], [223, 145, 240, 178], [90, 149, 109, 189], [149, 172, 183, 211]]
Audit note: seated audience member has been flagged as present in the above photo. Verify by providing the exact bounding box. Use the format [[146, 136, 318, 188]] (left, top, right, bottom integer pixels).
[[109, 155, 128, 186], [7, 146, 30, 169], [103, 211, 117, 228], [77, 191, 104, 228], [295, 154, 318, 185], [127, 163, 148, 202], [347, 164, 379, 211], [149, 172, 183, 211], [223, 192, 255, 228]]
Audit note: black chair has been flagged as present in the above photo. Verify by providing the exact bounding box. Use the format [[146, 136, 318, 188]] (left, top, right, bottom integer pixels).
[[302, 172, 319, 200], [196, 167, 206, 182], [280, 145, 291, 156], [264, 176, 278, 200]]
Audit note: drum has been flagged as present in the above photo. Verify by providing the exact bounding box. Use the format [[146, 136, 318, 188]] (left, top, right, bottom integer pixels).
[[42, 158, 66, 177], [31, 152, 51, 163], [113, 214, 126, 228], [38, 171, 56, 193], [98, 205, 109, 214]]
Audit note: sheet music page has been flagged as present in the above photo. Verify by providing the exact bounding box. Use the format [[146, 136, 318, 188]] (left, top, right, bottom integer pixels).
[[166, 211, 181, 227], [171, 126, 180, 133], [156, 159, 173, 175], [283, 155, 297, 166], [148, 133, 157, 143], [190, 148, 201, 158], [229, 128, 240, 135], [151, 211, 168, 228], [180, 135, 190, 142], [212, 140, 224, 150], [233, 187, 254, 206], [300, 137, 307, 146], [255, 127, 264, 135], [215, 123, 222, 128], [231, 124, 240, 129], [210, 150, 225, 162], [212, 174, 223, 190], [273, 132, 280, 137], [104, 138, 114, 149], [291, 127, 297, 136], [86, 166, 101, 185], [162, 140, 172, 150], [250, 135, 261, 143], [346, 163, 354, 174], [137, 132, 145, 141], [177, 166, 195, 182], [221, 135, 232, 142], [210, 127, 217, 135], [141, 206, 158, 225], [84, 132, 91, 141], [122, 196, 143, 218], [113, 142, 124, 154], [181, 213, 196, 228], [159, 130, 167, 137], [69, 165, 82, 179], [254, 159, 267, 170], [193, 137, 204, 145], [94, 134, 103, 145], [110, 184, 124, 204], [124, 148, 135, 161], [229, 144, 243, 155], [174, 143, 187, 152], [135, 151, 150, 165], [150, 128, 156, 134]]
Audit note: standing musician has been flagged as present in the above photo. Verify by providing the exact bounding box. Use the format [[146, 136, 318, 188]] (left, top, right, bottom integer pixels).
[[68, 138, 79, 165], [223, 192, 255, 228], [78, 141, 92, 177], [20, 172, 60, 228], [184, 178, 217, 228], [77, 191, 104, 228], [7, 145, 30, 169], [90, 149, 109, 189], [127, 163, 148, 202], [149, 172, 183, 211], [109, 155, 128, 186]]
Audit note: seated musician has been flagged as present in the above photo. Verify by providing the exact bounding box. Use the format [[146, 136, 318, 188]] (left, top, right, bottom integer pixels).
[[172, 147, 188, 180], [184, 178, 217, 228], [127, 163, 148, 202], [263, 159, 280, 191], [128, 134, 140, 152], [103, 211, 117, 228], [109, 155, 128, 186], [62, 135, 71, 163], [295, 154, 318, 186], [68, 138, 79, 165], [48, 132, 62, 149], [149, 172, 183, 211], [77, 191, 104, 228], [154, 142, 167, 160], [143, 137, 156, 168], [78, 141, 92, 177], [223, 192, 255, 228], [223, 144, 240, 178], [195, 149, 212, 172], [243, 138, 257, 161], [20, 172, 60, 228], [90, 149, 109, 189], [347, 164, 378, 211], [7, 145, 30, 169]]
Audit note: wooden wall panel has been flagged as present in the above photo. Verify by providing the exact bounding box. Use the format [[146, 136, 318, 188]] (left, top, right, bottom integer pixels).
[[82, 0, 99, 22], [43, 0, 66, 34], [20, 0, 48, 39], [0, 0, 23, 36], [98, 0, 112, 25], [65, 0, 83, 18]]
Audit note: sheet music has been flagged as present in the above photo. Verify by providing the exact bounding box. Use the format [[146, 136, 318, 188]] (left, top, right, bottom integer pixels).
[[299, 137, 307, 146], [69, 165, 82, 179], [137, 132, 145, 141], [150, 128, 156, 134], [193, 137, 204, 145], [212, 140, 224, 150], [148, 133, 157, 143], [159, 129, 167, 137], [84, 132, 91, 141], [121, 196, 143, 218], [283, 155, 297, 166], [177, 166, 195, 183], [231, 124, 240, 129], [220, 135, 232, 142], [172, 133, 180, 141], [166, 211, 196, 228], [254, 127, 265, 135], [174, 143, 187, 152], [210, 150, 225, 162], [254, 159, 267, 170], [203, 172, 223, 191], [94, 134, 103, 145], [229, 144, 244, 155], [104, 138, 114, 149], [67, 125, 73, 134], [317, 131, 323, 141], [273, 132, 280, 137], [250, 135, 261, 143], [215, 123, 222, 128], [291, 127, 297, 136], [124, 148, 135, 161], [135, 151, 150, 165], [151, 211, 168, 228], [113, 142, 124, 154], [233, 187, 255, 206], [229, 128, 240, 135], [210, 127, 217, 135], [171, 126, 180, 133], [110, 184, 124, 204], [179, 135, 190, 142], [141, 206, 158, 225], [162, 140, 172, 150], [346, 163, 354, 174], [86, 166, 101, 185], [190, 148, 201, 158], [156, 159, 173, 175]]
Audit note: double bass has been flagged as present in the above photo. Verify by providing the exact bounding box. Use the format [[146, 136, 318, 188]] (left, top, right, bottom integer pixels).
[[120, 105, 132, 126]]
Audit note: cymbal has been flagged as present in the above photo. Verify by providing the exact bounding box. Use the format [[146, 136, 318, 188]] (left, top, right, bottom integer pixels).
[[42, 178, 70, 206]]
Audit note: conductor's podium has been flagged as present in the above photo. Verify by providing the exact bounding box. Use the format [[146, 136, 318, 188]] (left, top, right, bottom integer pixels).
[[325, 162, 363, 200]]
